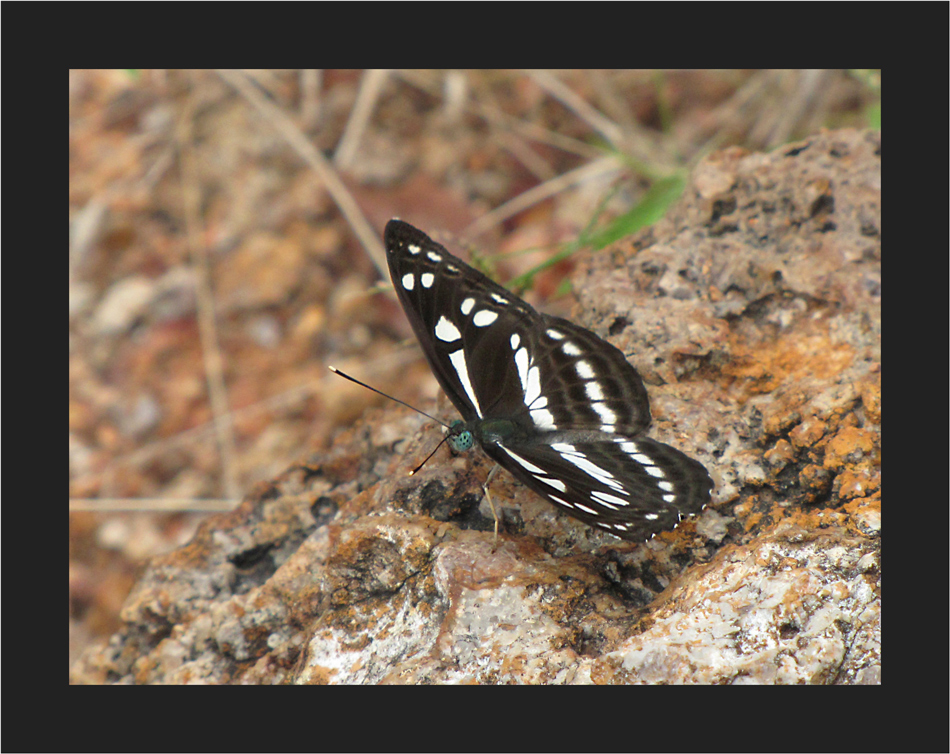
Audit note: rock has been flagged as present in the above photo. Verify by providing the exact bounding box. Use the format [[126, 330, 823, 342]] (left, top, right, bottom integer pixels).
[[71, 129, 880, 685]]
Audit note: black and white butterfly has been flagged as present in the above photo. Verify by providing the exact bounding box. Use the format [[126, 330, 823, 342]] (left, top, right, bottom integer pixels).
[[385, 219, 712, 542]]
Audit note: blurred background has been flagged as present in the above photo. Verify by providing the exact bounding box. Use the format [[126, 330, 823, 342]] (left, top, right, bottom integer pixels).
[[68, 69, 880, 667]]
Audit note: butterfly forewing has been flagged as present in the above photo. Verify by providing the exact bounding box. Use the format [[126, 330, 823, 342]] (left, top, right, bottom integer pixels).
[[386, 222, 651, 435], [385, 219, 712, 542], [509, 313, 652, 436], [386, 221, 530, 422]]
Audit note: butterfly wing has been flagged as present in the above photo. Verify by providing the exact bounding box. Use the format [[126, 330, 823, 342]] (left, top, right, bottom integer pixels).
[[386, 219, 532, 422], [385, 220, 652, 435], [483, 433, 713, 542]]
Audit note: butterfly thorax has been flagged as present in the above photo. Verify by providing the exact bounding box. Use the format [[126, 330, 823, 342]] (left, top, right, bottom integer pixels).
[[447, 417, 528, 453], [450, 417, 637, 455]]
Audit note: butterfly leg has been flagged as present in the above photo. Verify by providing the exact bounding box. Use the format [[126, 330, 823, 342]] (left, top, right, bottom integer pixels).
[[482, 464, 504, 547]]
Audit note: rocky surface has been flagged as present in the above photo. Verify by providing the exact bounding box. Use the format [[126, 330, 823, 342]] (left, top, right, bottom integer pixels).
[[71, 129, 880, 684]]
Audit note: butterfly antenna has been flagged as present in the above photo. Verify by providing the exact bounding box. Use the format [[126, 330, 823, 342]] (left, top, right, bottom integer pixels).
[[328, 366, 449, 428], [329, 366, 453, 476], [408, 435, 450, 476]]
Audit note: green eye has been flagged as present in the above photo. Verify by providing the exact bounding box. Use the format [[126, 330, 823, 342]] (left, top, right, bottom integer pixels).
[[449, 429, 474, 452]]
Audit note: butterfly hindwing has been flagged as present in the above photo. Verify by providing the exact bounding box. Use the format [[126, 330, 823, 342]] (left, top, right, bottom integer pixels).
[[484, 434, 711, 540], [385, 219, 712, 542]]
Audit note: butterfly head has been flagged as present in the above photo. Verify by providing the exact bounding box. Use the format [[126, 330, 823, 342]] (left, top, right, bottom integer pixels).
[[447, 420, 475, 453]]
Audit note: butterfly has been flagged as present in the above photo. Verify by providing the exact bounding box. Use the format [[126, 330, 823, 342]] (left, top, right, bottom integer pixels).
[[385, 219, 712, 542]]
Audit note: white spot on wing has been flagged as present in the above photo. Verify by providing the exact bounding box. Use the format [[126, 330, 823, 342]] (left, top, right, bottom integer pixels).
[[427, 251, 442, 262], [421, 273, 435, 289], [591, 491, 629, 509], [401, 273, 415, 291], [617, 440, 654, 467], [461, 298, 475, 315], [499, 447, 545, 475], [473, 310, 498, 327], [585, 382, 605, 401], [530, 408, 556, 429], [575, 361, 595, 380], [546, 329, 564, 340], [524, 365, 541, 406], [509, 346, 553, 427], [554, 447, 624, 491], [538, 476, 567, 492], [510, 333, 520, 350], [574, 502, 599, 516], [562, 342, 582, 357], [435, 316, 461, 343], [448, 349, 482, 417], [591, 401, 617, 430], [514, 347, 530, 390], [408, 244, 421, 255]]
